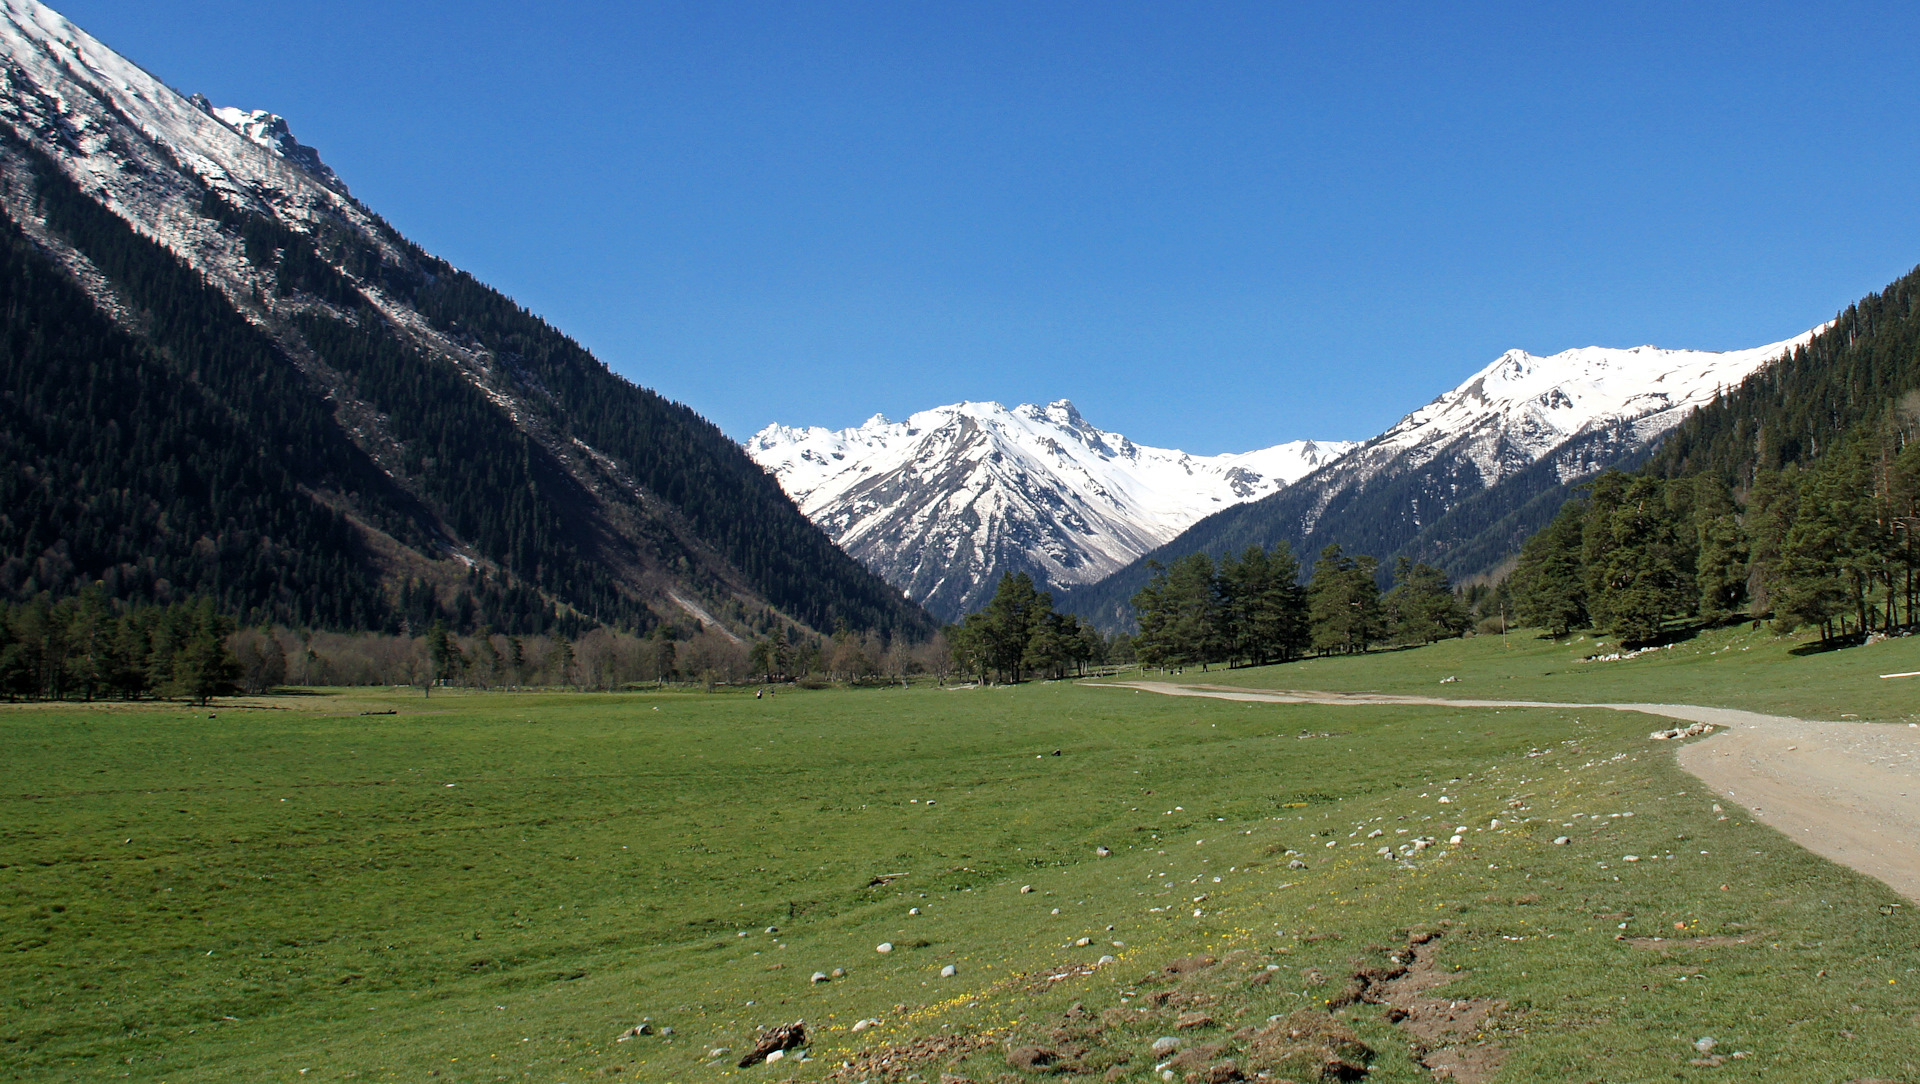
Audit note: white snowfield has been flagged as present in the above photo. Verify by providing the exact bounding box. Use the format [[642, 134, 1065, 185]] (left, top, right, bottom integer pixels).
[[747, 400, 1353, 614]]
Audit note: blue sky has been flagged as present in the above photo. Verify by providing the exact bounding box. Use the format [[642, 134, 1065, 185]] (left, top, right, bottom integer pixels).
[[55, 0, 1920, 452]]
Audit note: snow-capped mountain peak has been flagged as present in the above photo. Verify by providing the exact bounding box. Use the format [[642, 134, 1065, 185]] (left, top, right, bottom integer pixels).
[[747, 400, 1355, 620], [1365, 331, 1821, 486], [202, 101, 344, 190]]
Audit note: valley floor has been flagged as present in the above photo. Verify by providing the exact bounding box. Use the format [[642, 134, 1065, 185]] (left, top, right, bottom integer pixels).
[[1106, 677, 1920, 906], [4, 624, 1920, 1082]]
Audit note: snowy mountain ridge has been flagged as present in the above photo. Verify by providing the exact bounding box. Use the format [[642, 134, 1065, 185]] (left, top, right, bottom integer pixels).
[[1064, 329, 1826, 630], [1283, 331, 1822, 534], [747, 400, 1354, 620]]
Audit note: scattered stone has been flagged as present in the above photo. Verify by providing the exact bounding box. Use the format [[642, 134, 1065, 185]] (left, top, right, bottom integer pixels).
[[1098, 954, 1117, 965], [615, 1020, 654, 1040], [1449, 835, 1464, 845], [1175, 1011, 1216, 1030], [876, 942, 894, 954], [738, 1021, 806, 1067], [831, 968, 846, 978], [1554, 836, 1571, 846], [1096, 845, 1112, 857], [1151, 1036, 1182, 1057], [851, 1017, 879, 1032], [908, 907, 920, 915], [708, 1047, 730, 1059], [1694, 1037, 1717, 1053], [940, 964, 957, 977], [1020, 885, 1035, 894], [810, 971, 829, 983], [1650, 722, 1715, 741]]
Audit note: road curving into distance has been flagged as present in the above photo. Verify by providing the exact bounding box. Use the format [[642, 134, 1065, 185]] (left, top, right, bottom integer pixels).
[[1098, 680, 1920, 904]]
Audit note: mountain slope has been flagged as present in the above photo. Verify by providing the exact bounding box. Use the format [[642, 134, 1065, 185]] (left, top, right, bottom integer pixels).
[[1649, 265, 1920, 483], [1064, 332, 1817, 629], [747, 400, 1352, 620], [0, 0, 928, 638]]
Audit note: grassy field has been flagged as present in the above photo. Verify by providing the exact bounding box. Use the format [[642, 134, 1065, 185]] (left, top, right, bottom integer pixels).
[[4, 630, 1920, 1082], [1175, 621, 1920, 722]]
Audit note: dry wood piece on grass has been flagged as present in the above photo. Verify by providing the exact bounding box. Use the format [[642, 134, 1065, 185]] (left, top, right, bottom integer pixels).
[[738, 1021, 806, 1067]]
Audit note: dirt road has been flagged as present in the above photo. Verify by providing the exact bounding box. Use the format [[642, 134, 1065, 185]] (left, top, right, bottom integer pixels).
[[1100, 680, 1920, 903]]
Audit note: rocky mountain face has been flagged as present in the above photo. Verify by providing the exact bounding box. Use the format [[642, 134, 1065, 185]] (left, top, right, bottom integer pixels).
[[0, 0, 928, 638], [748, 400, 1353, 621], [1057, 333, 1820, 629]]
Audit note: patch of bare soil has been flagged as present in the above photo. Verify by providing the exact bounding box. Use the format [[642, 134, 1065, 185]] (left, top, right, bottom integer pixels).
[[824, 1031, 996, 1082], [1237, 1010, 1372, 1081], [1338, 931, 1509, 1084]]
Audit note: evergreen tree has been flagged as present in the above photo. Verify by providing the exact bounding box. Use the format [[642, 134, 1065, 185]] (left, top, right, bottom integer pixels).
[[1385, 558, 1469, 644], [1692, 476, 1748, 622], [1510, 501, 1589, 637], [1583, 474, 1695, 643], [1307, 544, 1384, 655], [1218, 543, 1310, 665]]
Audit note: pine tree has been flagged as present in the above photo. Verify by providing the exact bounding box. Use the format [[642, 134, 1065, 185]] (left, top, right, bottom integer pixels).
[[1308, 544, 1384, 655], [1385, 558, 1469, 644], [1585, 475, 1694, 643], [1511, 501, 1589, 637], [1692, 476, 1748, 622]]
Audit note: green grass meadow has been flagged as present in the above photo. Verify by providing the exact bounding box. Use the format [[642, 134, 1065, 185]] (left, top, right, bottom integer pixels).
[[5, 629, 1920, 1081], [1187, 621, 1920, 722]]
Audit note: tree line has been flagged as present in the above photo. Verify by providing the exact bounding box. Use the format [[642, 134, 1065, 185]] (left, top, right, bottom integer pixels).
[[0, 590, 242, 703], [1512, 428, 1920, 643], [944, 573, 1125, 684], [1130, 543, 1471, 668]]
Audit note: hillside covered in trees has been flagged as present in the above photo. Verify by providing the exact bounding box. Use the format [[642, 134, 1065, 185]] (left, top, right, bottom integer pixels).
[[1510, 268, 1920, 645], [1115, 270, 1920, 655], [0, 22, 929, 645]]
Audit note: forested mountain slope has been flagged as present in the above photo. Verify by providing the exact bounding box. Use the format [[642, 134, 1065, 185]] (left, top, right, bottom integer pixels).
[[0, 0, 927, 638], [1649, 265, 1920, 483], [1499, 265, 1920, 647], [1066, 334, 1813, 630]]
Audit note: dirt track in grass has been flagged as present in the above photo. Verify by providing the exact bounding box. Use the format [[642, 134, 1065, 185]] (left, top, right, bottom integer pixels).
[[1099, 679, 1920, 904]]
